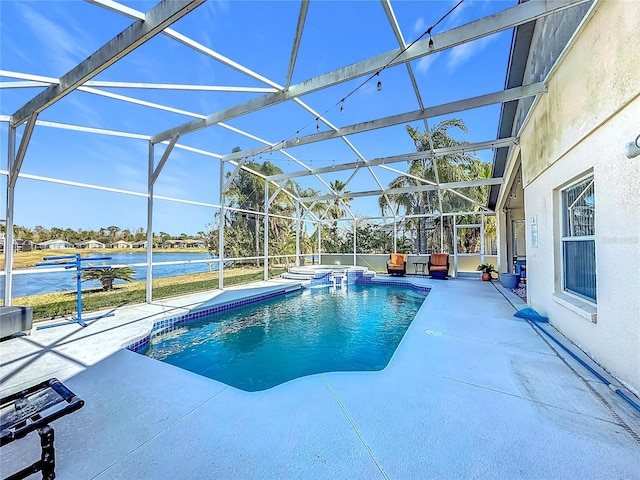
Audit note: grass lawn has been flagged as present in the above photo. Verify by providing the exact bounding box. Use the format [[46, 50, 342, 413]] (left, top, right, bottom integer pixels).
[[10, 266, 287, 321]]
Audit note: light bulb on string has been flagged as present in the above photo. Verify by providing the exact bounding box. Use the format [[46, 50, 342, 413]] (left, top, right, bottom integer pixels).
[[377, 80, 382, 91]]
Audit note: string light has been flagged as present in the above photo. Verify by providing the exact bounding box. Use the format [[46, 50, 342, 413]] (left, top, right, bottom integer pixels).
[[235, 0, 464, 160]]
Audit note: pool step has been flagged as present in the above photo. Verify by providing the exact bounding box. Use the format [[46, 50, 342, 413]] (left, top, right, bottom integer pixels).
[[281, 272, 316, 281]]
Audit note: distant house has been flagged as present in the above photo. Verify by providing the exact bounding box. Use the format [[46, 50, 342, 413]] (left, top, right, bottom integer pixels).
[[37, 239, 74, 250], [108, 240, 132, 249], [75, 239, 106, 249], [162, 239, 187, 248], [20, 240, 33, 252], [0, 233, 17, 253], [131, 240, 147, 249], [185, 239, 206, 248], [0, 236, 33, 253]]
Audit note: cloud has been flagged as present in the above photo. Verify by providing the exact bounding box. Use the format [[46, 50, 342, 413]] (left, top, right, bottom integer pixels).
[[413, 17, 428, 35], [16, 3, 90, 74], [444, 0, 474, 26], [445, 36, 495, 72], [416, 55, 436, 75]]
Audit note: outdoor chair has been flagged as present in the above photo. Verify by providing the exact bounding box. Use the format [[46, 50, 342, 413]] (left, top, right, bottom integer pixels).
[[428, 253, 450, 279], [386, 253, 407, 276]]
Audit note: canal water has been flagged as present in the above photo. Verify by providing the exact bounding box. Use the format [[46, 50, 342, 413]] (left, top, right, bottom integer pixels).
[[3, 252, 217, 298]]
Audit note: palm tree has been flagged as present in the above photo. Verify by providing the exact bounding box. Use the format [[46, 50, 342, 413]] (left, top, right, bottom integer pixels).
[[327, 180, 352, 220], [82, 266, 136, 291], [379, 119, 491, 253], [225, 160, 295, 264]]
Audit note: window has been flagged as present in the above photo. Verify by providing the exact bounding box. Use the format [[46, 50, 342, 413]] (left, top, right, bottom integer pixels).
[[562, 175, 596, 302]]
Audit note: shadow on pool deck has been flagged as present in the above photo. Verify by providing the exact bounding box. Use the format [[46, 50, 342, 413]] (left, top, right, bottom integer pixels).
[[1, 278, 639, 479]]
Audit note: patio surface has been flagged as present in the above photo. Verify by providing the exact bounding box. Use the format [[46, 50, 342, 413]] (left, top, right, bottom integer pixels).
[[1, 276, 639, 479]]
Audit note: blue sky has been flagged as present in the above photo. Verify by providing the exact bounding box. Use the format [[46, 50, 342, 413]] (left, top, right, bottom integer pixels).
[[1, 0, 516, 236]]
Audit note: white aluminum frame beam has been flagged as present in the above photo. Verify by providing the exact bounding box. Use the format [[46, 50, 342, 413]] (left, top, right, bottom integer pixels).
[[87, 0, 282, 90], [224, 83, 542, 162], [300, 177, 503, 203], [381, 0, 426, 111], [286, 0, 309, 89], [84, 0, 402, 207], [153, 0, 588, 144], [267, 137, 517, 181], [150, 134, 180, 185], [9, 113, 38, 187], [11, 0, 205, 127]]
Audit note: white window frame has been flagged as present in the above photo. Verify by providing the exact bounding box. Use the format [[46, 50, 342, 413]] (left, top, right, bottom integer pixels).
[[561, 174, 596, 304]]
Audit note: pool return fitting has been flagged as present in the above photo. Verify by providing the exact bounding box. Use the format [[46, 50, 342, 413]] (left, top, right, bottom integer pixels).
[[331, 271, 347, 289]]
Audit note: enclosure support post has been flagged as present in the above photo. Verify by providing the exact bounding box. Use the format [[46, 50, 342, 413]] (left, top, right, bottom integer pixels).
[[3, 126, 17, 306], [218, 160, 225, 289], [264, 184, 269, 281], [145, 141, 154, 303], [352, 219, 357, 266], [317, 222, 322, 264], [295, 203, 300, 267], [393, 217, 397, 252], [480, 212, 486, 267], [452, 214, 458, 278]]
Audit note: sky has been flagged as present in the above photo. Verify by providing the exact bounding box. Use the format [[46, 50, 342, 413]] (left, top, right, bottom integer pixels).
[[0, 0, 517, 236]]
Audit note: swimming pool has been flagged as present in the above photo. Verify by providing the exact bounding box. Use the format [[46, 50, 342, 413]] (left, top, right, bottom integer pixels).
[[144, 283, 428, 391]]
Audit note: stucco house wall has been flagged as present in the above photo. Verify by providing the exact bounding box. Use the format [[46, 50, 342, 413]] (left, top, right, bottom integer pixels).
[[517, 1, 640, 393]]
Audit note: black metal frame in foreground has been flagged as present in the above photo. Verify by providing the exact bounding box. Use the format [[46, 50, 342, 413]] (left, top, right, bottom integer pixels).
[[1, 378, 84, 480]]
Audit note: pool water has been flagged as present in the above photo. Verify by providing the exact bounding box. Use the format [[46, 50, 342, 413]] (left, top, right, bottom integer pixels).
[[145, 283, 428, 391]]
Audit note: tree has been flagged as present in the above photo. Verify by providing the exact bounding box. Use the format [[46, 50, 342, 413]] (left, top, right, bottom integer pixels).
[[379, 119, 491, 253], [82, 266, 136, 291], [224, 160, 294, 264], [322, 180, 353, 253], [107, 225, 120, 242], [327, 180, 352, 220], [134, 227, 146, 242], [121, 228, 134, 242]]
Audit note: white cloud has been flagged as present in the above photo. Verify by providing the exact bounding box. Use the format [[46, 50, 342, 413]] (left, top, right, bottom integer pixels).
[[416, 55, 436, 75], [16, 3, 90, 74], [413, 17, 427, 35], [445, 36, 495, 72]]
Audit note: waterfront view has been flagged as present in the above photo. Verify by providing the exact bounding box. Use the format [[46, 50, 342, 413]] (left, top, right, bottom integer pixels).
[[2, 252, 215, 297]]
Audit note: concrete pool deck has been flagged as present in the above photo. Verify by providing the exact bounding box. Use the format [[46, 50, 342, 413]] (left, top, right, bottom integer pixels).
[[1, 277, 639, 479]]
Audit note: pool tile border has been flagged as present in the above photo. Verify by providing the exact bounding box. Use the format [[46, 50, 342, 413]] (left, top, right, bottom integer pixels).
[[126, 289, 289, 353], [127, 276, 430, 353]]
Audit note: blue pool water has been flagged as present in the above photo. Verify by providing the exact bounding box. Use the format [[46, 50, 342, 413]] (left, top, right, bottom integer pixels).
[[145, 283, 428, 391]]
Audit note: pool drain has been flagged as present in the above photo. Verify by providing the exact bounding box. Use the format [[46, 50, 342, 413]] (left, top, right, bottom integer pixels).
[[424, 329, 444, 336]]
